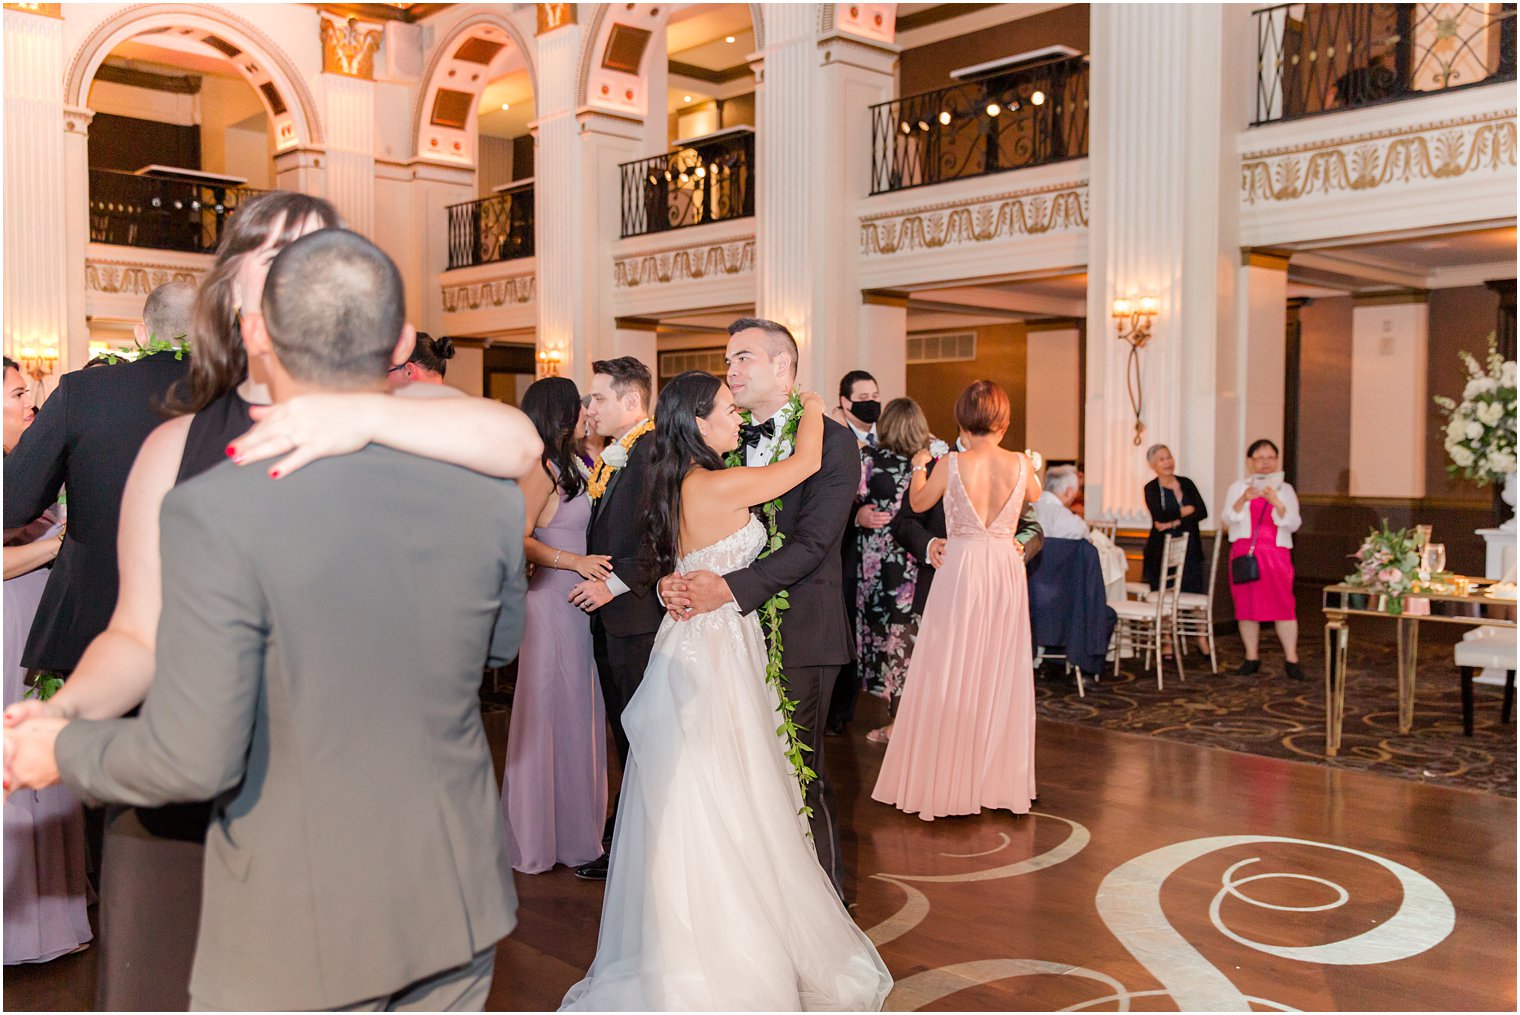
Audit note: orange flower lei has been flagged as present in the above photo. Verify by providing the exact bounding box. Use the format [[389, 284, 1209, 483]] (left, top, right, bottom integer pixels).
[[587, 417, 654, 501]]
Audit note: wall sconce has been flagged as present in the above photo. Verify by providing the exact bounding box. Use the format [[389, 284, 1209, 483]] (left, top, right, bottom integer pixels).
[[537, 347, 563, 377], [1111, 296, 1158, 446], [15, 344, 58, 382]]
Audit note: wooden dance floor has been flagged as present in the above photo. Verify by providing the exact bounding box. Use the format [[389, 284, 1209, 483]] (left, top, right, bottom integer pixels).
[[7, 698, 1515, 1012]]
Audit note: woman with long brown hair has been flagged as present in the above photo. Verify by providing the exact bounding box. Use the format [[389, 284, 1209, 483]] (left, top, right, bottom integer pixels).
[[3, 190, 541, 1009]]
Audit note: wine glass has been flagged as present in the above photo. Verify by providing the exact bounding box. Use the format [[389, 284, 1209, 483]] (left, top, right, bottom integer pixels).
[[1424, 543, 1446, 575]]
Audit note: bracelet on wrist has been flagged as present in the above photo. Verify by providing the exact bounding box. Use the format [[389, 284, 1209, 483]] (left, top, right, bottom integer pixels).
[[553, 549, 564, 570]]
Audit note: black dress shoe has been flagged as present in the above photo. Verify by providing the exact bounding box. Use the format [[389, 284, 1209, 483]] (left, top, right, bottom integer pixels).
[[825, 720, 847, 737], [574, 854, 609, 881], [1284, 661, 1307, 681], [1236, 659, 1261, 677]]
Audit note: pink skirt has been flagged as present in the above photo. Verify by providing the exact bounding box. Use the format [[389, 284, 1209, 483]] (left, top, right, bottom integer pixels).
[[1229, 536, 1295, 622]]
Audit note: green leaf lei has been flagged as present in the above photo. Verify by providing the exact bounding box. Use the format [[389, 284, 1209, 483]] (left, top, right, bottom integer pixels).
[[724, 391, 816, 819], [23, 671, 64, 702], [103, 332, 189, 366]]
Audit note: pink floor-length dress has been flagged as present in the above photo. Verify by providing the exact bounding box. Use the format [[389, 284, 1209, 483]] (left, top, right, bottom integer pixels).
[[4, 514, 93, 964], [872, 454, 1037, 819], [501, 489, 608, 874]]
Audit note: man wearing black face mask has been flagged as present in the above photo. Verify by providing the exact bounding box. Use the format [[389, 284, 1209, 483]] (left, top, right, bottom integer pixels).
[[827, 369, 880, 738], [836, 370, 880, 446]]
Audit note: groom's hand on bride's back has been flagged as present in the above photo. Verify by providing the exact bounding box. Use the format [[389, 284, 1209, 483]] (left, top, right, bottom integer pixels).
[[658, 570, 732, 620]]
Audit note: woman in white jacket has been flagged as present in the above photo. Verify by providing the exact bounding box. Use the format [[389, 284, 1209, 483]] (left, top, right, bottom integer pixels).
[[1221, 439, 1304, 680]]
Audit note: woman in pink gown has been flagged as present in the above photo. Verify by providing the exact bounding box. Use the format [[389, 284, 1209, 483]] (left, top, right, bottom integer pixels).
[[872, 380, 1042, 820]]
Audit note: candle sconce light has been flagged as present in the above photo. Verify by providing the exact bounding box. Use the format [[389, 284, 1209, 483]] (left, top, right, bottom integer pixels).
[[537, 347, 563, 377], [1111, 296, 1157, 446]]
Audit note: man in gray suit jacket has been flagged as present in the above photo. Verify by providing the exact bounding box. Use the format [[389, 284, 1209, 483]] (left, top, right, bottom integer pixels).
[[6, 230, 527, 1011]]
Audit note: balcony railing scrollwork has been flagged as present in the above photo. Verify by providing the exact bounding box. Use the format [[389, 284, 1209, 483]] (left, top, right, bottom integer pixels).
[[619, 127, 755, 239], [88, 169, 265, 254], [869, 55, 1089, 196], [446, 183, 535, 270], [1252, 2, 1517, 126]]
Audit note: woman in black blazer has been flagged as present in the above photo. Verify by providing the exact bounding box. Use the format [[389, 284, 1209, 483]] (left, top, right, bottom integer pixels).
[[1142, 444, 1208, 596]]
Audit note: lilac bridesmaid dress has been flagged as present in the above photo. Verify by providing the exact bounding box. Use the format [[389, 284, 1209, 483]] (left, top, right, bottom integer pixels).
[[4, 515, 93, 964], [502, 489, 608, 873]]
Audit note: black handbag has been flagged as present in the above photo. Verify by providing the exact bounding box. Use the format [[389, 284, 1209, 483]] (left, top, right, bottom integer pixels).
[[1230, 499, 1266, 584]]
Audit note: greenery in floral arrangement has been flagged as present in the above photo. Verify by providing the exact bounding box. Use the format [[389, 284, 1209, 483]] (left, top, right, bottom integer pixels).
[[723, 390, 815, 819], [23, 671, 64, 702], [1344, 522, 1424, 615], [1432, 334, 1516, 486], [103, 332, 190, 366]]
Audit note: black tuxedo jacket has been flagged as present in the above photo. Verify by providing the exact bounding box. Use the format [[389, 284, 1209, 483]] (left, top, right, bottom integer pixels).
[[890, 456, 1045, 616], [4, 352, 190, 671], [727, 417, 862, 670], [586, 431, 664, 639]]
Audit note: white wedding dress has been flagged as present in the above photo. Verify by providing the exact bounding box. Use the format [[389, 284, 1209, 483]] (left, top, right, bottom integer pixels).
[[561, 517, 892, 1012]]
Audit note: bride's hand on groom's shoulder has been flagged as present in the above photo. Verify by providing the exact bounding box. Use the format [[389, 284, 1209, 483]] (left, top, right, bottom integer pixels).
[[800, 392, 824, 416]]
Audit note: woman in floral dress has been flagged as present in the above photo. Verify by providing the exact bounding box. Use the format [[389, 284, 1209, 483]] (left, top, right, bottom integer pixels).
[[854, 398, 938, 743]]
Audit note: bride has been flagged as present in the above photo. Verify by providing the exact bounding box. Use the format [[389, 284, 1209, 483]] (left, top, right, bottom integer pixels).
[[561, 371, 892, 1012]]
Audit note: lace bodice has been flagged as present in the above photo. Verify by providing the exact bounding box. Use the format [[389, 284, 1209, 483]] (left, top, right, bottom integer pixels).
[[945, 453, 1026, 539], [678, 516, 766, 576]]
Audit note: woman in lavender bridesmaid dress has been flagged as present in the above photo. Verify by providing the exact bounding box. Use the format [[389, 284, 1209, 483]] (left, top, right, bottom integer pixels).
[[502, 378, 611, 874], [3, 357, 92, 964], [873, 380, 1042, 820]]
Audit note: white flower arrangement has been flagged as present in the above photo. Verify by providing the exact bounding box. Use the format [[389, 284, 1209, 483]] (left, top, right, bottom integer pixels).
[[928, 438, 950, 458], [1433, 335, 1516, 486], [600, 444, 629, 469]]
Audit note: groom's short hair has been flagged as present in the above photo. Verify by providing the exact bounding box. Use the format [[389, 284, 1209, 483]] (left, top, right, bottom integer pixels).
[[262, 228, 403, 387], [728, 317, 798, 379], [591, 356, 651, 410]]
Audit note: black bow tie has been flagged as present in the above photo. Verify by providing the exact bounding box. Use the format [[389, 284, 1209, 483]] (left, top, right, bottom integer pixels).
[[738, 418, 776, 448]]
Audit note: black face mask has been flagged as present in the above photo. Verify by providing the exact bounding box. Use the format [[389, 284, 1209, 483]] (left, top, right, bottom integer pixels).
[[849, 399, 882, 425]]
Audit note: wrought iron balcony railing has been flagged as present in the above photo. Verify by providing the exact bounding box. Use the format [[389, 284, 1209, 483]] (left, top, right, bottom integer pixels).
[[1252, 2, 1517, 126], [88, 169, 265, 254], [446, 183, 535, 270], [870, 55, 1089, 195], [619, 127, 755, 239]]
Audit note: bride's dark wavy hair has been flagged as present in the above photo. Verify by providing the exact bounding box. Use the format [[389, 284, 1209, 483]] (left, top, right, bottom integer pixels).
[[639, 370, 726, 586], [521, 376, 585, 499]]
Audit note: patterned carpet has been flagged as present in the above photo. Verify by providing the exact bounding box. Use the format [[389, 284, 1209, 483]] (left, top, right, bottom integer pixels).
[[1033, 612, 1516, 797]]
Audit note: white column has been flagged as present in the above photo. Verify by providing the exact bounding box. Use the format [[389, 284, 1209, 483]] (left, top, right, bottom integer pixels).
[[612, 319, 659, 378], [405, 161, 474, 337], [1026, 323, 1082, 462], [753, 7, 899, 391], [1085, 5, 1253, 522], [4, 8, 69, 374], [859, 296, 907, 399], [323, 75, 376, 236], [535, 17, 644, 384], [1349, 295, 1429, 497], [63, 107, 94, 371], [1237, 253, 1289, 451]]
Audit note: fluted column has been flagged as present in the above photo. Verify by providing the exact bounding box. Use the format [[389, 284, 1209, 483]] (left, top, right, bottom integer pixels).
[[1084, 5, 1253, 521], [4, 6, 69, 377], [753, 5, 898, 390], [323, 75, 376, 236], [533, 17, 585, 378]]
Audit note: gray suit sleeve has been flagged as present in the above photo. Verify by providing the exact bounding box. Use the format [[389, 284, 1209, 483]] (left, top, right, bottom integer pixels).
[[56, 488, 266, 807], [487, 481, 528, 668]]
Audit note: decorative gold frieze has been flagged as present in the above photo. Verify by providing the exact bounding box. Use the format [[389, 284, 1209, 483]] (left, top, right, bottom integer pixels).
[[859, 183, 1089, 257], [1240, 111, 1517, 204], [320, 13, 383, 79], [441, 273, 536, 313], [613, 238, 755, 288], [86, 261, 204, 295]]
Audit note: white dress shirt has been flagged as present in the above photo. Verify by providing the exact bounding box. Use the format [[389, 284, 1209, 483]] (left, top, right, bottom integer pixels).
[[1033, 490, 1090, 540], [848, 421, 877, 446], [744, 405, 796, 467]]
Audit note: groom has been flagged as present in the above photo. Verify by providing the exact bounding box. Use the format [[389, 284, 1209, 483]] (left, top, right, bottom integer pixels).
[[661, 318, 861, 899]]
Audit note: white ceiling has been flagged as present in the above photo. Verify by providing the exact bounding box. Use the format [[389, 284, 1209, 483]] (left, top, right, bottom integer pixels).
[[1286, 226, 1517, 294]]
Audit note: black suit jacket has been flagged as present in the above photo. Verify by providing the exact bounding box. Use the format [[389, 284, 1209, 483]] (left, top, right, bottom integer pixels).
[[586, 431, 664, 639], [3, 352, 190, 671], [726, 417, 862, 670], [890, 456, 1045, 616]]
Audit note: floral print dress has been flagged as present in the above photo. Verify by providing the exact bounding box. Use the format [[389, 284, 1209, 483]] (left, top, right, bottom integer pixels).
[[855, 445, 922, 701]]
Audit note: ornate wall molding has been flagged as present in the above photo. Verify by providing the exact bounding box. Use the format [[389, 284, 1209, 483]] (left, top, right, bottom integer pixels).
[[1240, 110, 1517, 205], [86, 259, 204, 295], [859, 182, 1089, 257], [613, 236, 755, 288], [320, 12, 382, 79], [441, 272, 536, 312]]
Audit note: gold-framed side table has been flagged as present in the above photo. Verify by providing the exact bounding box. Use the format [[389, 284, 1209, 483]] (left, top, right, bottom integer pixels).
[[1321, 582, 1517, 756]]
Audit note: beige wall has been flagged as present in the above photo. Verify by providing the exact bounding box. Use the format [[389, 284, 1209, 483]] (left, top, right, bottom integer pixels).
[[1296, 296, 1354, 495], [906, 322, 1028, 449], [1024, 325, 1081, 461], [1426, 284, 1504, 502]]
